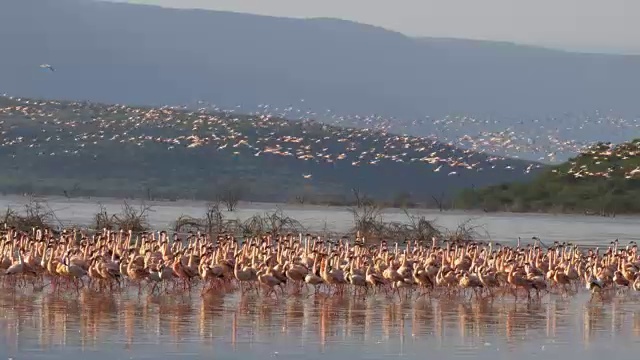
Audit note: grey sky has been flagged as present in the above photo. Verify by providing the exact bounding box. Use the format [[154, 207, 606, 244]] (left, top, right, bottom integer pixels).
[[113, 0, 638, 54]]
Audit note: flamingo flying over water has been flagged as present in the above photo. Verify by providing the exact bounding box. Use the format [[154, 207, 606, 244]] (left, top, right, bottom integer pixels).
[[40, 64, 55, 72]]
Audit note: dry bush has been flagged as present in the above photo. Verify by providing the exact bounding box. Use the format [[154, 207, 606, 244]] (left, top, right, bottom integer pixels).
[[240, 208, 306, 236], [348, 186, 444, 244], [93, 204, 114, 230], [443, 218, 489, 243], [93, 201, 151, 232], [173, 202, 240, 236], [348, 189, 386, 241], [216, 181, 246, 212], [358, 220, 442, 245], [383, 209, 442, 244], [173, 214, 201, 233], [1, 196, 58, 231]]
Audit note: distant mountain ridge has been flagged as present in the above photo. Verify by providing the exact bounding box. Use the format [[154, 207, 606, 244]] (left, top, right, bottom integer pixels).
[[1, 0, 639, 125]]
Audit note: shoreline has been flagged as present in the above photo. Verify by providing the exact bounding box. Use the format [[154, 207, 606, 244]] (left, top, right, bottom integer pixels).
[[1, 193, 639, 244], [9, 192, 639, 219]]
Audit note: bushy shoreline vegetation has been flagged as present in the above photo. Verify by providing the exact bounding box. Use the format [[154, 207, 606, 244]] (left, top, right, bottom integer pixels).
[[456, 140, 640, 215]]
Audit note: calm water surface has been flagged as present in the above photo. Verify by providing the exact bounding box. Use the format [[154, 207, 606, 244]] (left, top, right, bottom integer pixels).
[[0, 195, 638, 244], [1, 290, 640, 359]]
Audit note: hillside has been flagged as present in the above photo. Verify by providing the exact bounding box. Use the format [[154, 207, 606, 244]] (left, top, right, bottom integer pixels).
[[456, 140, 640, 214], [0, 96, 541, 204], [1, 0, 639, 126]]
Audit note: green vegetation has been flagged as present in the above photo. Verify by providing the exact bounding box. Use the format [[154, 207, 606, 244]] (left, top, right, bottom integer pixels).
[[456, 140, 640, 215]]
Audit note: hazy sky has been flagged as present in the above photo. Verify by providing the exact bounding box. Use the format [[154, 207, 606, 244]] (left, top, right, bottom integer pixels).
[[113, 0, 638, 54]]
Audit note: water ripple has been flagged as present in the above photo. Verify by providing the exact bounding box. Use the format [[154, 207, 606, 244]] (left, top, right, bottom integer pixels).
[[1, 290, 640, 359]]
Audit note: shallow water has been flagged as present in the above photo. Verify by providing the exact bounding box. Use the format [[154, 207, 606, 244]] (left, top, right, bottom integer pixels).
[[0, 195, 637, 244], [1, 288, 640, 359], [2, 195, 639, 358]]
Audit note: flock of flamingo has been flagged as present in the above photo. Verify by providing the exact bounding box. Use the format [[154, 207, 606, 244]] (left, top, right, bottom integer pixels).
[[0, 96, 533, 176], [2, 228, 639, 302]]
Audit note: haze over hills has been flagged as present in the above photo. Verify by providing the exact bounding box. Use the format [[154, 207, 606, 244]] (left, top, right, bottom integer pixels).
[[0, 96, 541, 204], [2, 0, 640, 132]]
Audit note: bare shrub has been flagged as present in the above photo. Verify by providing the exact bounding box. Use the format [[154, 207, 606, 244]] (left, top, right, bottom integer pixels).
[[348, 200, 385, 242], [1, 196, 58, 231], [240, 208, 306, 236], [92, 201, 151, 232], [431, 191, 446, 212], [93, 204, 115, 230], [294, 194, 306, 205], [203, 202, 226, 232], [443, 218, 489, 243], [348, 195, 446, 244], [115, 202, 151, 232], [216, 181, 246, 212], [173, 214, 202, 233], [173, 201, 240, 236], [351, 187, 372, 208], [399, 209, 442, 244]]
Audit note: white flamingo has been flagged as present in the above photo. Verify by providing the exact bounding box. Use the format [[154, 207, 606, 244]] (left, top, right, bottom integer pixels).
[[39, 64, 55, 72]]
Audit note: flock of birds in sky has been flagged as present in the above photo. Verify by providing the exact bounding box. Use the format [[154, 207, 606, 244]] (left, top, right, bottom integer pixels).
[[0, 96, 545, 179], [189, 102, 640, 169], [198, 102, 640, 165], [3, 62, 639, 181], [2, 95, 640, 180], [554, 140, 640, 180], [39, 64, 55, 72]]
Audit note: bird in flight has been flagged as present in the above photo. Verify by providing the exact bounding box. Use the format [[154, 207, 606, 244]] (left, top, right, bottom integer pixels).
[[302, 174, 312, 179], [40, 64, 55, 72]]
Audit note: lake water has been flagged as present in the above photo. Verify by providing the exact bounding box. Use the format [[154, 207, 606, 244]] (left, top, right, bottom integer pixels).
[[0, 195, 638, 245], [2, 194, 640, 359], [2, 289, 640, 360]]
